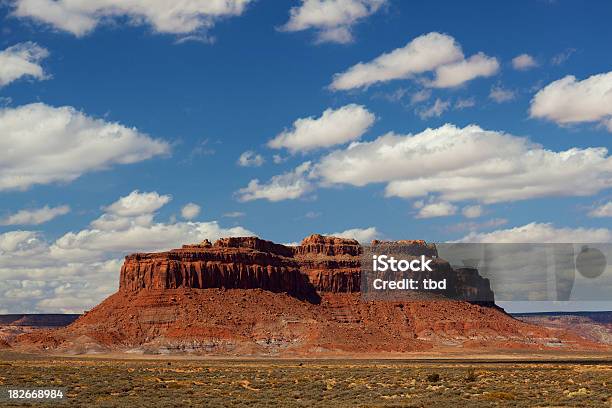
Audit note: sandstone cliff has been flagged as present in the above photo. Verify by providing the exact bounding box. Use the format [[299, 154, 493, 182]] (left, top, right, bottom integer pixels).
[[119, 235, 494, 303]]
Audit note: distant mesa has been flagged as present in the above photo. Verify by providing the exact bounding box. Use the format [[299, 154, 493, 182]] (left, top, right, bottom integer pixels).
[[10, 235, 606, 355]]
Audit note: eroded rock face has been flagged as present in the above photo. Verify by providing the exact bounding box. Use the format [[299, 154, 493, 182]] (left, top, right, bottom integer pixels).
[[119, 238, 312, 300], [119, 235, 494, 303]]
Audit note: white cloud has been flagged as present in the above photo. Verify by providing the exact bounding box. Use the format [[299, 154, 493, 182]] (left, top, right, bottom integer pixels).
[[12, 0, 252, 37], [454, 97, 475, 109], [0, 191, 253, 313], [304, 211, 321, 219], [312, 124, 612, 204], [89, 213, 153, 232], [0, 42, 49, 87], [51, 219, 251, 263], [530, 71, 612, 131], [447, 217, 507, 233], [588, 202, 612, 218], [377, 87, 408, 103], [330, 32, 498, 91], [410, 89, 431, 105], [462, 205, 483, 218], [268, 104, 375, 153], [223, 211, 245, 218], [280, 0, 386, 44], [0, 205, 70, 226], [330, 32, 462, 90], [417, 98, 450, 119], [272, 154, 287, 164], [551, 48, 575, 66], [104, 190, 170, 217], [236, 162, 313, 202], [489, 85, 515, 103], [428, 52, 499, 88], [0, 103, 169, 191], [328, 226, 380, 243], [0, 230, 46, 254], [512, 54, 538, 70], [181, 203, 201, 220], [415, 201, 456, 218], [174, 35, 216, 45], [237, 151, 265, 167], [458, 222, 611, 243]]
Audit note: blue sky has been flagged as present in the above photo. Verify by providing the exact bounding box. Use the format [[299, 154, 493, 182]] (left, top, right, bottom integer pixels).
[[0, 0, 611, 313]]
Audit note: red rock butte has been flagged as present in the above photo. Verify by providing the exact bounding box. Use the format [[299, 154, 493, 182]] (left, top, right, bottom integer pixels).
[[119, 235, 493, 303], [13, 235, 604, 355], [120, 235, 364, 296]]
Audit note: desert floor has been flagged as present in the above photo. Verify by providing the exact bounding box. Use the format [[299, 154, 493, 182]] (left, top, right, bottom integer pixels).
[[0, 352, 610, 407]]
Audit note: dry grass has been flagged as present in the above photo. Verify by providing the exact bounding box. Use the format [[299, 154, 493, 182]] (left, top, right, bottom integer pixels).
[[0, 352, 610, 407]]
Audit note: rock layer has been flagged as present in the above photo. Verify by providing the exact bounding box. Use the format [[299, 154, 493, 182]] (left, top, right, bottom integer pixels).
[[119, 235, 494, 303]]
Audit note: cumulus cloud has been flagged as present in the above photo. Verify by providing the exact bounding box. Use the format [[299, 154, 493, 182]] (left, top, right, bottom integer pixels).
[[52, 219, 251, 263], [12, 0, 252, 37], [0, 205, 70, 226], [0, 191, 253, 313], [462, 205, 483, 219], [330, 32, 498, 91], [330, 32, 461, 90], [57, 191, 252, 262], [181, 203, 201, 220], [312, 124, 612, 204], [512, 54, 538, 70], [280, 0, 386, 44], [489, 85, 515, 103], [588, 202, 612, 218], [458, 222, 611, 243], [0, 230, 46, 254], [237, 151, 265, 167], [328, 226, 380, 243], [268, 104, 375, 153], [0, 103, 169, 191], [0, 42, 49, 87], [417, 98, 450, 119], [104, 190, 170, 217], [530, 71, 612, 131], [236, 162, 313, 202], [428, 53, 499, 88], [415, 201, 457, 218]]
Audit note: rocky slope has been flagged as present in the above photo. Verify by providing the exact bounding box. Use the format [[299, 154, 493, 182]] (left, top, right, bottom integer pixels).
[[13, 235, 604, 355], [514, 312, 612, 345]]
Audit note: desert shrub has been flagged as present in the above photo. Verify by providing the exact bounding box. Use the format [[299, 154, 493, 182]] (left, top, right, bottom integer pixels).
[[465, 369, 477, 382], [484, 391, 515, 400], [426, 373, 440, 382]]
